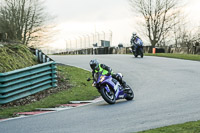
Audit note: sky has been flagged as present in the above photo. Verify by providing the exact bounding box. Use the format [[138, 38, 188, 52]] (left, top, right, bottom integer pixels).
[[44, 0, 200, 50]]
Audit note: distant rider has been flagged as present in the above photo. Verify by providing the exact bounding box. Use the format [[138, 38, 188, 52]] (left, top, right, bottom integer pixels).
[[130, 32, 143, 52], [89, 59, 129, 90]]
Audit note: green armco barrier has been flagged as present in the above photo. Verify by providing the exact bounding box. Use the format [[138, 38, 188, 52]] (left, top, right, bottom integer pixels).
[[0, 61, 57, 104]]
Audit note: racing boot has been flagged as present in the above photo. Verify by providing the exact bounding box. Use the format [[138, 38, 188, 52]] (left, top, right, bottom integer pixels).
[[122, 82, 132, 94], [122, 81, 130, 91]]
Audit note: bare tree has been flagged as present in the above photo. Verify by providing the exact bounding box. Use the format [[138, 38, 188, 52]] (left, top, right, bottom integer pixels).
[[170, 10, 188, 47], [0, 0, 51, 45], [129, 0, 181, 47]]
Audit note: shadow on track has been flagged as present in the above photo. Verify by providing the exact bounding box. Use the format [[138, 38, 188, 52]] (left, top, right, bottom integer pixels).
[[97, 99, 135, 107]]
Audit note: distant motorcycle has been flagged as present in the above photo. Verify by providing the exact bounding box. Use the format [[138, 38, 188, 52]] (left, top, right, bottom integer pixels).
[[87, 72, 134, 104], [131, 45, 143, 58]]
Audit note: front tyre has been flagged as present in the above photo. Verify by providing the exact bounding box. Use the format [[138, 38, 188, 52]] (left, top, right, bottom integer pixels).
[[141, 52, 143, 58], [125, 85, 134, 100], [140, 48, 144, 58], [134, 54, 138, 58], [100, 86, 116, 104]]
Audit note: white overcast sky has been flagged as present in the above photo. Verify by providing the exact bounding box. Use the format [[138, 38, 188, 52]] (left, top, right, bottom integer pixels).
[[44, 0, 200, 49]]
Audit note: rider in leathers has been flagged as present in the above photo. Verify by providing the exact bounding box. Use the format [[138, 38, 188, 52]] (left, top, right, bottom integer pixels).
[[89, 59, 129, 90], [130, 32, 143, 52]]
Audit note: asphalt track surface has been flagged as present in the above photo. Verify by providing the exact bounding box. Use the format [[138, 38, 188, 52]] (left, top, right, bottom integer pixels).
[[0, 54, 200, 133]]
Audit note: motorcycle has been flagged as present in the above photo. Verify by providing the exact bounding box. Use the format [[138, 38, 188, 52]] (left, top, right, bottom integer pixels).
[[87, 72, 134, 104], [131, 45, 143, 58]]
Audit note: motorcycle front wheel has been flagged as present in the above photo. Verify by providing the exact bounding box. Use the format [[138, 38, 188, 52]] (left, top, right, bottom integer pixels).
[[134, 54, 138, 58], [141, 53, 143, 58], [100, 86, 116, 104], [125, 85, 134, 101], [140, 49, 143, 58]]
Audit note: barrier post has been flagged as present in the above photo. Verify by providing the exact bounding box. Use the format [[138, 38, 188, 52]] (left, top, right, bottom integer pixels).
[[153, 48, 156, 54]]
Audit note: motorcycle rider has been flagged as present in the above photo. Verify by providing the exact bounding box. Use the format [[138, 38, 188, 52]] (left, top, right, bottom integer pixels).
[[130, 32, 143, 53], [89, 59, 129, 90]]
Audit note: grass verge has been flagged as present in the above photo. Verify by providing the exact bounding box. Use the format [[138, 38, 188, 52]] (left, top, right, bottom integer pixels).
[[144, 53, 200, 61], [0, 65, 99, 119], [138, 120, 200, 133], [0, 44, 38, 73]]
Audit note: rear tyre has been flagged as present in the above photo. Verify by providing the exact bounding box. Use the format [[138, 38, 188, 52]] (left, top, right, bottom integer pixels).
[[125, 85, 134, 101], [100, 85, 116, 104]]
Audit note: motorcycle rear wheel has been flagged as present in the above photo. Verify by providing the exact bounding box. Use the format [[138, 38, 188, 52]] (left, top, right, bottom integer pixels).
[[100, 86, 116, 104], [125, 85, 134, 100]]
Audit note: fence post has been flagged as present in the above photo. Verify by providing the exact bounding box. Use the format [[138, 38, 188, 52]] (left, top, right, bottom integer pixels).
[[43, 54, 46, 63], [39, 51, 42, 62], [51, 62, 56, 87], [36, 49, 39, 58], [47, 58, 50, 62]]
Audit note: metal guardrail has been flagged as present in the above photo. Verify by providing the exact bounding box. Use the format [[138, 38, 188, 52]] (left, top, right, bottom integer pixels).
[[0, 55, 57, 104]]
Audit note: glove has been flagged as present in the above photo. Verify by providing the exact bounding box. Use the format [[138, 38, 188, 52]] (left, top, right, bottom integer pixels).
[[92, 82, 97, 87]]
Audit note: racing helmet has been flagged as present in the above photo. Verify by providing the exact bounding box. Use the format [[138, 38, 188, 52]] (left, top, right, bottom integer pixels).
[[132, 32, 137, 38], [89, 59, 99, 70]]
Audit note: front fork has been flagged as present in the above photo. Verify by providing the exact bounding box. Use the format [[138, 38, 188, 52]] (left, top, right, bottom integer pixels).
[[97, 84, 112, 95], [102, 85, 111, 93]]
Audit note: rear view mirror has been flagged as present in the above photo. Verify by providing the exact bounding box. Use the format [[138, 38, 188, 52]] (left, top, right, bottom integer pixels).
[[87, 78, 91, 81]]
